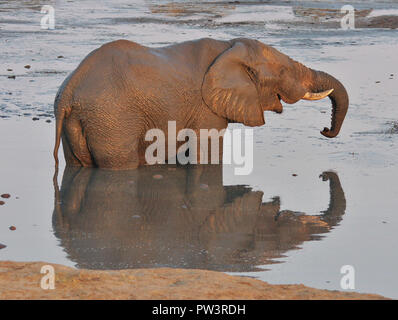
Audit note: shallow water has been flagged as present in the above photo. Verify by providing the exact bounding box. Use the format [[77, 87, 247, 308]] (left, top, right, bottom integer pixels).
[[1, 0, 398, 298]]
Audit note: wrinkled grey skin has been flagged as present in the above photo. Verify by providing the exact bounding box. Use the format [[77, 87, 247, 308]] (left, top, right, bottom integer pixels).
[[54, 38, 349, 169]]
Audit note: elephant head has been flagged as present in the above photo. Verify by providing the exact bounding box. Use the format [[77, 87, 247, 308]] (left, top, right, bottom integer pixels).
[[52, 165, 346, 271], [202, 39, 349, 138]]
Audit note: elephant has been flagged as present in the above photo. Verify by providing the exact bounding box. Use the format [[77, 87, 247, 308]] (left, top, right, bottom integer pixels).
[[53, 38, 349, 169], [52, 165, 346, 271]]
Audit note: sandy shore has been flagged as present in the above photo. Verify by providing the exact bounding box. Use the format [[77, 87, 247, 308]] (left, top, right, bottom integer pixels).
[[0, 261, 387, 299]]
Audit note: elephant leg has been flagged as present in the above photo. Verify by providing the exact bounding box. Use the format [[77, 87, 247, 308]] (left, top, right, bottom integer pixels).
[[61, 135, 81, 167], [197, 135, 224, 164], [61, 167, 92, 217], [64, 117, 94, 167], [196, 111, 227, 164], [87, 130, 140, 169]]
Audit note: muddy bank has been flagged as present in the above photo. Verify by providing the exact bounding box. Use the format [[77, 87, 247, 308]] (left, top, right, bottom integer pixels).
[[119, 5, 398, 29], [143, 3, 398, 29], [0, 261, 387, 299], [291, 7, 398, 29]]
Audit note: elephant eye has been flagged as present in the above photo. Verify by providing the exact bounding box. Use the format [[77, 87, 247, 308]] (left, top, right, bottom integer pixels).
[[245, 66, 258, 82]]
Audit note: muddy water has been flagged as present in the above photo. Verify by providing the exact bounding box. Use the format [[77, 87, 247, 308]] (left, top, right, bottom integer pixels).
[[1, 0, 398, 298]]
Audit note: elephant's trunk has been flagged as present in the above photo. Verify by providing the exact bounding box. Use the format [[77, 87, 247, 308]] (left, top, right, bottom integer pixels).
[[320, 171, 346, 226], [307, 69, 349, 138]]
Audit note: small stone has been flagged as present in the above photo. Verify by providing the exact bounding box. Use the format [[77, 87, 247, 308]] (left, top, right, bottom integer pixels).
[[46, 119, 51, 123], [153, 174, 163, 180], [7, 68, 12, 71], [9, 226, 16, 231], [1, 194, 11, 199], [0, 243, 6, 250], [292, 174, 298, 177], [0, 201, 5, 205], [57, 55, 64, 59], [32, 117, 40, 121], [375, 81, 380, 83], [24, 65, 31, 69], [8, 75, 16, 79]]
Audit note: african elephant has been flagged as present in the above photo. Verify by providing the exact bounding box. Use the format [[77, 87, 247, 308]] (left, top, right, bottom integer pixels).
[[53, 38, 349, 169], [53, 165, 346, 271]]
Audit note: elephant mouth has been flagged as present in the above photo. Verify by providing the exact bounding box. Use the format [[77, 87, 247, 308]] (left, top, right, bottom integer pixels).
[[275, 94, 283, 113], [262, 94, 283, 114]]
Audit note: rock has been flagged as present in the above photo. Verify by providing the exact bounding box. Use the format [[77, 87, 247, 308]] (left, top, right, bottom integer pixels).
[[357, 15, 398, 29], [24, 65, 31, 69], [0, 244, 6, 250], [57, 55, 64, 59], [0, 261, 388, 300], [0, 201, 5, 205], [9, 226, 16, 231], [292, 174, 298, 177], [1, 194, 11, 199], [32, 117, 40, 121], [7, 69, 12, 71], [8, 75, 16, 79], [46, 119, 51, 123]]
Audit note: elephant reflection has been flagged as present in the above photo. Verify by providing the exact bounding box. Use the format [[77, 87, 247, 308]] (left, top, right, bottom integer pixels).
[[52, 165, 346, 271]]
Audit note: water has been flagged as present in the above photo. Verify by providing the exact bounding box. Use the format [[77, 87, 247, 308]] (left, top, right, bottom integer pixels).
[[1, 0, 398, 298]]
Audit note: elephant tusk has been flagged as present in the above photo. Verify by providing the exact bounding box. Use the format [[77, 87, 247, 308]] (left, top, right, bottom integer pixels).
[[302, 89, 334, 101]]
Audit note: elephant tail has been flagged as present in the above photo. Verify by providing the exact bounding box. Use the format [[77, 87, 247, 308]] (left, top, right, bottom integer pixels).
[[53, 106, 66, 169]]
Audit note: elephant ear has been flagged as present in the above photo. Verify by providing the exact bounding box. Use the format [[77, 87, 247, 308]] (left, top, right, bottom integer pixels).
[[201, 42, 265, 127]]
